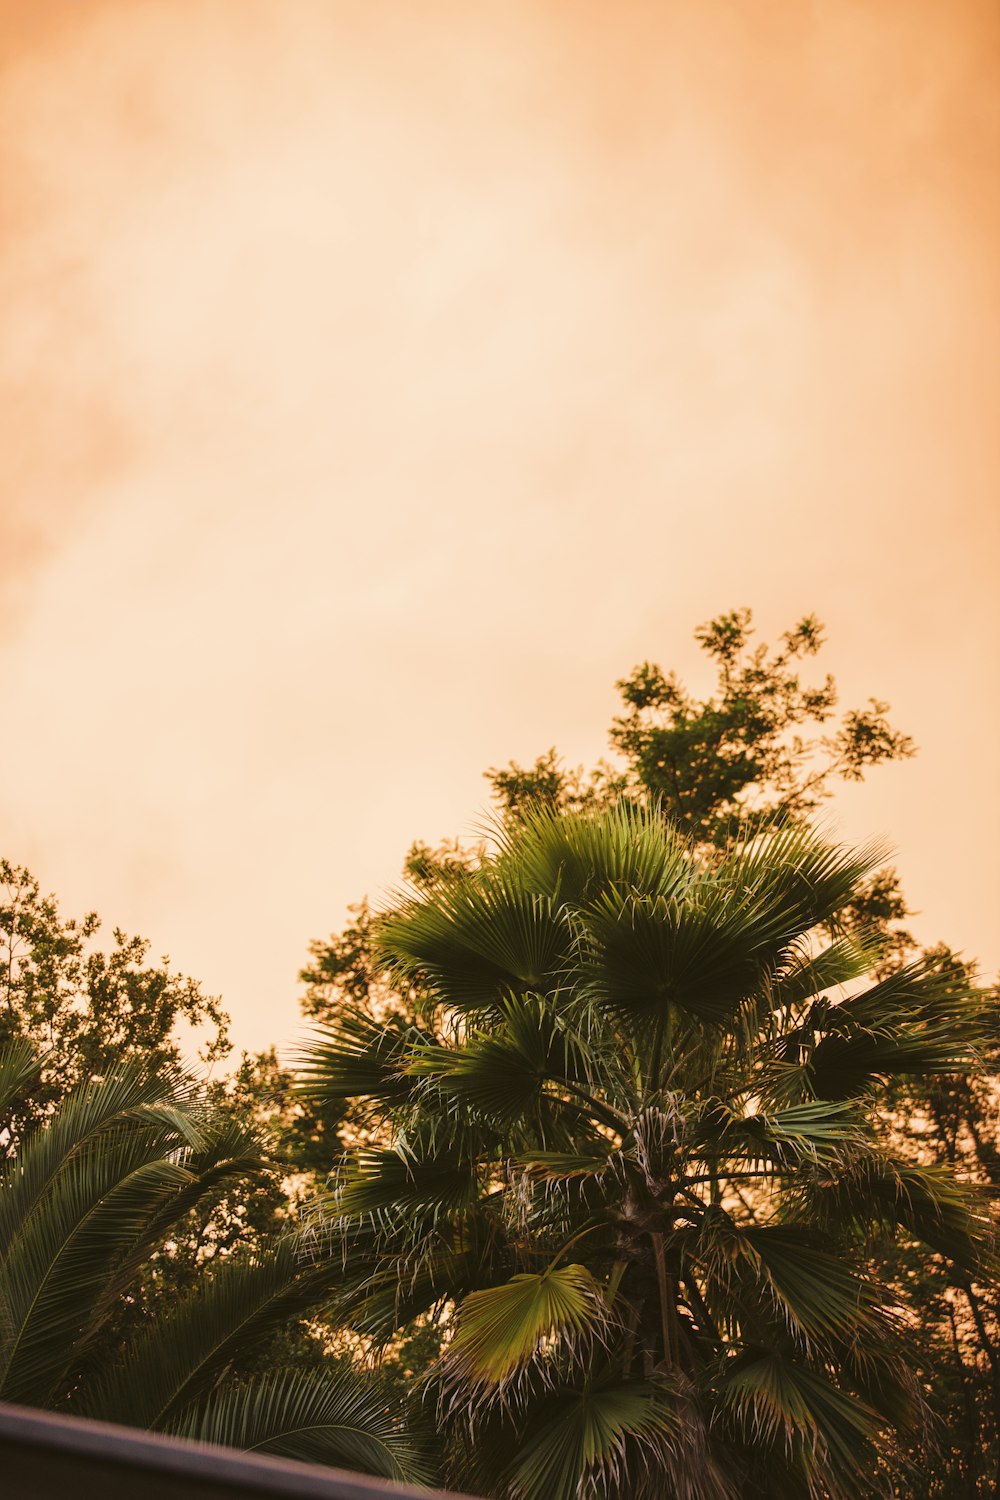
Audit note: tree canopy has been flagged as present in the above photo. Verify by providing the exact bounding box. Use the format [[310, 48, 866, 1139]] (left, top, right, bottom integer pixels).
[[302, 805, 991, 1498]]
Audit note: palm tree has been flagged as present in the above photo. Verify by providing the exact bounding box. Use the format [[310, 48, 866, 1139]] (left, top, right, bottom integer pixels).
[[0, 1037, 422, 1483], [301, 804, 992, 1499]]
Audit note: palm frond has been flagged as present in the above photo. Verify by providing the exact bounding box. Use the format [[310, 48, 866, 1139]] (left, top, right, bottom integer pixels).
[[133, 1115, 266, 1250], [717, 1099, 867, 1172], [406, 993, 603, 1131], [768, 933, 878, 1011], [499, 1372, 725, 1500], [297, 1007, 437, 1109], [0, 1063, 216, 1405], [80, 1114, 267, 1344], [169, 1365, 427, 1482], [0, 1038, 42, 1122], [740, 1226, 889, 1346], [328, 1146, 481, 1228], [689, 1211, 892, 1353], [716, 1350, 886, 1499], [495, 800, 693, 908], [515, 1149, 617, 1183], [0, 1130, 197, 1403], [578, 886, 767, 1027], [378, 868, 567, 1014], [798, 1159, 993, 1276], [714, 824, 889, 937], [81, 1236, 335, 1430], [805, 958, 990, 1097], [0, 1061, 201, 1256], [577, 837, 875, 1029]]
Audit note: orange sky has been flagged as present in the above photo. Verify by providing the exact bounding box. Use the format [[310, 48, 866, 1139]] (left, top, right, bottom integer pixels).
[[2, 0, 998, 1055]]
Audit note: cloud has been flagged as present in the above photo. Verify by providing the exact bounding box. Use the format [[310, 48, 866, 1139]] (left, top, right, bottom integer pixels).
[[1, 0, 996, 1046]]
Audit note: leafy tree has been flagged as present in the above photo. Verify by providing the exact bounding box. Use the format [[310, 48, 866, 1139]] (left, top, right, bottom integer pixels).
[[301, 805, 991, 1499], [488, 611, 917, 969], [489, 610, 913, 848], [0, 1037, 422, 1482], [0, 858, 229, 1142]]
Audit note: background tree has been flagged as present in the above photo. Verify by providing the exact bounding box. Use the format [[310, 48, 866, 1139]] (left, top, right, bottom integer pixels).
[[880, 947, 1000, 1499], [607, 609, 913, 843], [0, 858, 229, 1142]]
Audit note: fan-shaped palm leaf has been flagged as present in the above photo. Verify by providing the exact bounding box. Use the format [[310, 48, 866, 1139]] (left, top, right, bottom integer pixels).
[[298, 1006, 439, 1111], [494, 800, 693, 909], [499, 1373, 725, 1500], [379, 869, 566, 1014], [445, 1264, 605, 1385], [716, 1351, 884, 1499]]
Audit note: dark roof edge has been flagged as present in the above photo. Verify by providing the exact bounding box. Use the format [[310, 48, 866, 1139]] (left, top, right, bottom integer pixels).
[[0, 1401, 477, 1500]]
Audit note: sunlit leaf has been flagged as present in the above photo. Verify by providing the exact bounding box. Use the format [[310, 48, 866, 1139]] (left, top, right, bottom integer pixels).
[[446, 1263, 604, 1383]]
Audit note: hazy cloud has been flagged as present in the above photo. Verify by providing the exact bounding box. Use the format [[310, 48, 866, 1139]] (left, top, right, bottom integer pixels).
[[1, 0, 997, 1048]]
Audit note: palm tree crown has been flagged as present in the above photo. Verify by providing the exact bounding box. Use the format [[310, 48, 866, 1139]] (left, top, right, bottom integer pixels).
[[303, 804, 991, 1499]]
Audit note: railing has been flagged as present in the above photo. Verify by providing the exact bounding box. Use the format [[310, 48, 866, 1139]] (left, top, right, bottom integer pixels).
[[0, 1401, 478, 1500]]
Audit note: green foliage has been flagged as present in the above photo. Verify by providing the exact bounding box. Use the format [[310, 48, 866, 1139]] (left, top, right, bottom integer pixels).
[[0, 1048, 261, 1407], [446, 1265, 604, 1385], [461, 1369, 725, 1500], [484, 611, 915, 967], [299, 612, 917, 1058], [453, 615, 914, 1023], [879, 947, 1000, 1498], [304, 805, 991, 1499], [487, 748, 622, 822], [168, 1366, 424, 1480], [0, 862, 317, 1357], [609, 609, 913, 844], [294, 606, 988, 1491], [0, 1042, 422, 1482], [0, 858, 229, 1142]]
